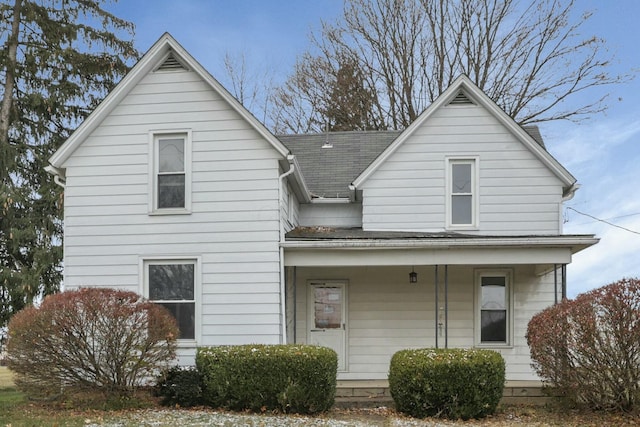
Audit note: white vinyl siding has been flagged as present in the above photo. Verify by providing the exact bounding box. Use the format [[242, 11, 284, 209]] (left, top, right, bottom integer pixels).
[[294, 264, 555, 381], [299, 203, 363, 228], [360, 104, 565, 234], [61, 69, 284, 358]]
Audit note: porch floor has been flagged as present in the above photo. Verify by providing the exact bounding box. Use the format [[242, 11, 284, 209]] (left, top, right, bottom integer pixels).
[[335, 380, 551, 408]]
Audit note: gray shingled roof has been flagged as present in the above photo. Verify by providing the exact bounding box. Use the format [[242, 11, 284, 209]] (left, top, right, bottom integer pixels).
[[277, 126, 543, 198], [278, 131, 401, 198]]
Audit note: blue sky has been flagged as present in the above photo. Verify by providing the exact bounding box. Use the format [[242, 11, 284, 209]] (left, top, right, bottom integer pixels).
[[109, 0, 640, 297]]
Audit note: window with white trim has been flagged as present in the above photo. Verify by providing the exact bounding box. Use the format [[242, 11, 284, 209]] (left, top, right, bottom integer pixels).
[[151, 132, 191, 213], [447, 158, 478, 228], [476, 271, 511, 346], [145, 260, 196, 340]]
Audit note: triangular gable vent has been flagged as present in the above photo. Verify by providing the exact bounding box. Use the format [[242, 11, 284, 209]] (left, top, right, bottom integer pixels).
[[448, 90, 474, 105], [156, 52, 188, 71]]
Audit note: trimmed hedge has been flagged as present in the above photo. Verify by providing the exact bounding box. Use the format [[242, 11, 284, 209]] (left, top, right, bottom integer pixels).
[[155, 366, 204, 407], [389, 348, 505, 419], [196, 344, 337, 414]]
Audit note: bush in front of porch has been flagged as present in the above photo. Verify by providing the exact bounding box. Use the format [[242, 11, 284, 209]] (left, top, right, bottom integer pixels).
[[527, 277, 640, 412], [389, 348, 505, 420], [196, 344, 337, 414]]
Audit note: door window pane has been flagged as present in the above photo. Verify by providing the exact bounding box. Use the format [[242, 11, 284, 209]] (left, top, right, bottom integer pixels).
[[314, 287, 342, 329]]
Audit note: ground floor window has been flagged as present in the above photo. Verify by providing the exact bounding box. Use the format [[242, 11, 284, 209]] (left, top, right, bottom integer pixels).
[[144, 259, 197, 340], [476, 270, 511, 346]]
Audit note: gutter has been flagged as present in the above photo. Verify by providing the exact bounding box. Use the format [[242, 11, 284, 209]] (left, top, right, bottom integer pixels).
[[562, 183, 580, 201], [45, 165, 66, 188], [277, 154, 296, 344]]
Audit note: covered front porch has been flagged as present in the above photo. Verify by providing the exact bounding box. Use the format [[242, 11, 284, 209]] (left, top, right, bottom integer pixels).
[[282, 229, 598, 382]]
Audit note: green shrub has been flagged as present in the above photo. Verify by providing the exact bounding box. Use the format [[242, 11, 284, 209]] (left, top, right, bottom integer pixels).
[[196, 344, 337, 414], [155, 366, 203, 407], [527, 278, 640, 411], [389, 348, 505, 419]]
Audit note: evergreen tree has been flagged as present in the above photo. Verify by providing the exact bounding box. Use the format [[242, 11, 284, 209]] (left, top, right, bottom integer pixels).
[[0, 0, 138, 335]]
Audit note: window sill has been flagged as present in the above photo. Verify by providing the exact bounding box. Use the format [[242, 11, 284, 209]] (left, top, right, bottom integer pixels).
[[447, 225, 479, 231], [475, 343, 513, 350], [176, 339, 197, 349], [149, 209, 191, 216]]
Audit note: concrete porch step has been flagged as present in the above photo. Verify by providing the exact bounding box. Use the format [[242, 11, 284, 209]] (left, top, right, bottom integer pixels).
[[335, 380, 551, 408]]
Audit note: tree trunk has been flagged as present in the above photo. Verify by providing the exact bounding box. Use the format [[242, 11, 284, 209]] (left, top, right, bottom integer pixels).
[[0, 0, 22, 150]]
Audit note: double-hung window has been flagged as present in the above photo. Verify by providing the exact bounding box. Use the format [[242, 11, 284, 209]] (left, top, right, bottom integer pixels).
[[476, 271, 511, 346], [151, 132, 191, 213], [447, 158, 478, 228], [145, 260, 197, 341]]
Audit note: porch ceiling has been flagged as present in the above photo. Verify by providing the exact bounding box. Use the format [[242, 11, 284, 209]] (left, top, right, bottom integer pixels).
[[282, 228, 599, 267]]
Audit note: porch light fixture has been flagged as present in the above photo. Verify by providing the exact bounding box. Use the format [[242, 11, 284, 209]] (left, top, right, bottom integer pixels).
[[409, 267, 418, 284]]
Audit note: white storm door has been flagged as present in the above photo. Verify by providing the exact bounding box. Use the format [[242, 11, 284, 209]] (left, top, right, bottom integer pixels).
[[308, 282, 347, 371]]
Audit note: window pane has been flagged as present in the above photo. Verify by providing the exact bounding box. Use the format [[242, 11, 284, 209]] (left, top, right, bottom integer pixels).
[[452, 195, 472, 224], [149, 264, 194, 300], [159, 302, 195, 340], [481, 310, 506, 342], [158, 174, 185, 208], [452, 163, 471, 193], [159, 138, 185, 172], [314, 287, 342, 329], [481, 277, 506, 310]]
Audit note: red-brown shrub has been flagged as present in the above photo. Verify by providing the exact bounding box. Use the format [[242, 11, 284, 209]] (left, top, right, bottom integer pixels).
[[527, 278, 640, 411], [6, 288, 178, 400]]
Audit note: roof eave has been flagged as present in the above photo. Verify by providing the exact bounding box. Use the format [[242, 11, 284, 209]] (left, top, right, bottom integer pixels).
[[282, 235, 599, 255]]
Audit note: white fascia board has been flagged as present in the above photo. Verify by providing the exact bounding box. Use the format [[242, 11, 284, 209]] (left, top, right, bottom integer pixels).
[[282, 235, 599, 253], [48, 33, 290, 169], [352, 75, 576, 189], [459, 78, 576, 187], [284, 247, 573, 267], [289, 155, 312, 203]]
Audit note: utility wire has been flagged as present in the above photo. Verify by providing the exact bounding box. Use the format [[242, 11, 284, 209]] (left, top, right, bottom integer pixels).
[[567, 206, 640, 236]]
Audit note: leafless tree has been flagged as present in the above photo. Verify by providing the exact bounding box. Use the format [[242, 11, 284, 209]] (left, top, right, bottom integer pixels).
[[271, 0, 630, 133], [221, 51, 276, 126]]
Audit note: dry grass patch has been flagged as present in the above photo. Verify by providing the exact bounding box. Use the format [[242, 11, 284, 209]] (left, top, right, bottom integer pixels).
[[0, 366, 14, 388]]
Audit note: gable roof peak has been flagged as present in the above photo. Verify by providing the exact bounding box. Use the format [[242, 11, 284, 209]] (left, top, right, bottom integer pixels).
[[352, 74, 575, 189], [48, 32, 290, 169]]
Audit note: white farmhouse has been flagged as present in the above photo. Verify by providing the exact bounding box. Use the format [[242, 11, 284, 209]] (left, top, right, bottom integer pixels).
[[46, 33, 597, 383]]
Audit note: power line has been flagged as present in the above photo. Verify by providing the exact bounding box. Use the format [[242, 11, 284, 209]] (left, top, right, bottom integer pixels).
[[567, 206, 640, 236], [571, 212, 640, 226]]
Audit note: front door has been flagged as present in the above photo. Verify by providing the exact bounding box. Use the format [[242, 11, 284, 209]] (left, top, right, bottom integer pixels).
[[308, 282, 347, 371]]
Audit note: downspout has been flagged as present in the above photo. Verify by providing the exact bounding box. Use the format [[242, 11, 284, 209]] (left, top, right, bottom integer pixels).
[[278, 155, 296, 344], [434, 265, 439, 349]]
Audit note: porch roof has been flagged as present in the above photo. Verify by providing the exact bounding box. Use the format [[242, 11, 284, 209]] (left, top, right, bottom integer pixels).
[[282, 227, 599, 267]]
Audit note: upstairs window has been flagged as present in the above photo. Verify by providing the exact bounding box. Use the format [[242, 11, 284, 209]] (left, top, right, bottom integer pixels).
[[151, 132, 191, 213], [447, 158, 478, 228]]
